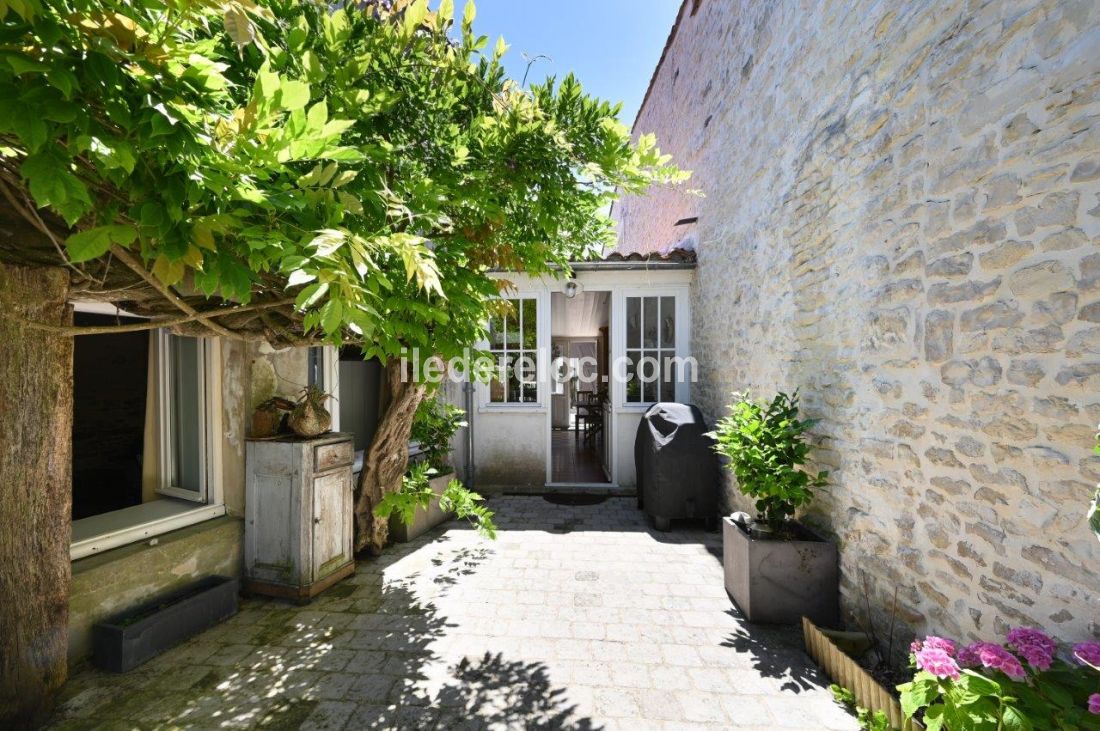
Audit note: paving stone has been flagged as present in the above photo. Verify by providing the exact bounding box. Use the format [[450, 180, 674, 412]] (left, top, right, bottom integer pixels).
[[47, 497, 855, 730]]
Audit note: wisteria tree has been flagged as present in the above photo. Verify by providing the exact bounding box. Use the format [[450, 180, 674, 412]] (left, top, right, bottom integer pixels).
[[0, 0, 685, 720]]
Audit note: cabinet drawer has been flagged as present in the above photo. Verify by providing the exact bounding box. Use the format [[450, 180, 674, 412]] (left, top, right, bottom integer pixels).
[[314, 441, 353, 472]]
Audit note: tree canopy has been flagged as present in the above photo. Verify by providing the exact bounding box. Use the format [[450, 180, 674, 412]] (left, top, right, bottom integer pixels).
[[0, 0, 687, 356]]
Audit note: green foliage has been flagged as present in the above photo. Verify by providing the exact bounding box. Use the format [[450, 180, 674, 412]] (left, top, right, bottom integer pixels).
[[373, 460, 496, 540], [830, 684, 894, 731], [0, 0, 687, 360], [374, 460, 437, 528], [440, 477, 496, 539], [707, 391, 828, 531], [899, 666, 1100, 731], [411, 394, 466, 471]]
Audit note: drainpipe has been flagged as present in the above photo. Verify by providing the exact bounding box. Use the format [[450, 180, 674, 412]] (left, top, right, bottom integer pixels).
[[463, 379, 475, 488]]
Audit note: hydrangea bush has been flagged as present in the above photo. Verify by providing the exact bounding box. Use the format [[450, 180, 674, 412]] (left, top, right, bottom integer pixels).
[[899, 629, 1100, 730]]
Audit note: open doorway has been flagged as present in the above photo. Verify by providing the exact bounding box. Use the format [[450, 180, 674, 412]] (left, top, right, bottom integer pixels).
[[550, 290, 611, 484]]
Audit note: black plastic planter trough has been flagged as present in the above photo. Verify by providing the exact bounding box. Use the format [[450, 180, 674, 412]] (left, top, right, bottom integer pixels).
[[92, 576, 239, 672]]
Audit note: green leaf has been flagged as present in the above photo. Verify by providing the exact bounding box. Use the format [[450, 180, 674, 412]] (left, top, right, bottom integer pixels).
[[438, 0, 454, 23], [922, 704, 946, 731], [64, 229, 111, 262], [900, 673, 941, 718], [1001, 706, 1033, 731], [306, 100, 328, 133], [279, 80, 311, 111], [462, 0, 476, 31], [403, 0, 428, 34]]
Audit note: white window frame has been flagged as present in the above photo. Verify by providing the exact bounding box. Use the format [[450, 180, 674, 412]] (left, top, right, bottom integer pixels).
[[308, 345, 341, 431], [614, 287, 691, 411], [479, 291, 549, 412], [71, 328, 225, 560], [156, 331, 211, 501]]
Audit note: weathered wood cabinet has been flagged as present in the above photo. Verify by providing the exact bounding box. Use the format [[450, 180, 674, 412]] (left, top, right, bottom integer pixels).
[[245, 433, 355, 600]]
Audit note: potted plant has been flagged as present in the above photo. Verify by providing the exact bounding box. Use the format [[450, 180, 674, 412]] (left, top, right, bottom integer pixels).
[[385, 395, 467, 542], [708, 390, 836, 625]]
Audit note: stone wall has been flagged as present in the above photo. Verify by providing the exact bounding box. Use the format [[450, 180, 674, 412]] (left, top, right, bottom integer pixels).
[[617, 0, 1100, 647], [69, 517, 243, 666]]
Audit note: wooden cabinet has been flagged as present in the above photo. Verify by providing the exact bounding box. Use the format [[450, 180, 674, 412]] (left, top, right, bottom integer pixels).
[[244, 433, 355, 600]]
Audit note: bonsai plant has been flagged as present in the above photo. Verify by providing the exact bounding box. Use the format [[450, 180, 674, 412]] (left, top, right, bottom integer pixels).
[[708, 390, 837, 625]]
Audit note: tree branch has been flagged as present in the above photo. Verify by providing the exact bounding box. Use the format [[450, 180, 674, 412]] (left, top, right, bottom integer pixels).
[[108, 244, 239, 339], [0, 298, 296, 337]]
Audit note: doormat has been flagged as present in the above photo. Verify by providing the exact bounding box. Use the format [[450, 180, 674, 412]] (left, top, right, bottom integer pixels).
[[543, 494, 608, 506]]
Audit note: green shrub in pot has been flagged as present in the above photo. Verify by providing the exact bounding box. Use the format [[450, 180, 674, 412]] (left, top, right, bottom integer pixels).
[[707, 390, 828, 535], [411, 395, 467, 473]]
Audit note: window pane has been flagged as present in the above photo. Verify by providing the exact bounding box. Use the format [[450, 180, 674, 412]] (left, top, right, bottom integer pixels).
[[520, 381, 538, 403], [643, 297, 658, 347], [488, 314, 506, 349], [625, 351, 641, 403], [521, 298, 537, 348], [660, 353, 676, 401], [169, 336, 202, 493], [641, 349, 658, 402], [626, 297, 641, 348], [489, 354, 510, 402], [660, 297, 675, 347], [308, 347, 324, 388]]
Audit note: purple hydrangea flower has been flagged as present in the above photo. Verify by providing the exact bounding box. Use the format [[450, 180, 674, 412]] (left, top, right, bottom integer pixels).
[[1089, 694, 1100, 716], [1006, 627, 1056, 671], [958, 642, 1026, 680], [1074, 641, 1100, 670], [915, 646, 962, 680], [957, 642, 983, 668]]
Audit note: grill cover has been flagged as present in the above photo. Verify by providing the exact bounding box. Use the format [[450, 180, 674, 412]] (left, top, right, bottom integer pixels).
[[635, 403, 720, 525]]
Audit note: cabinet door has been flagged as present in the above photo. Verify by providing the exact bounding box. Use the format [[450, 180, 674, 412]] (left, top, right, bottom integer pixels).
[[312, 469, 351, 580]]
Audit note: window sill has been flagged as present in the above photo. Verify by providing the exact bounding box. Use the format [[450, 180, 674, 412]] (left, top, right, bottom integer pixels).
[[477, 404, 546, 414], [71, 499, 226, 561]]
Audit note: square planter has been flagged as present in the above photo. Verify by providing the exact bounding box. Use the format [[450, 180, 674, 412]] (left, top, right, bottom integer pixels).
[[389, 471, 455, 543], [803, 617, 925, 730], [92, 576, 238, 673], [723, 517, 838, 626]]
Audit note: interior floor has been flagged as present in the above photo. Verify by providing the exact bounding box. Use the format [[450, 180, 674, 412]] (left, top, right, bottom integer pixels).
[[550, 428, 609, 483]]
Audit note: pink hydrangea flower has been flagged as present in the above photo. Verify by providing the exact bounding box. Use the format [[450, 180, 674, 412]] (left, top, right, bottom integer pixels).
[[915, 646, 962, 681], [1006, 627, 1056, 671], [1074, 641, 1100, 670], [958, 642, 1026, 680], [922, 636, 958, 656], [910, 640, 923, 654], [1089, 694, 1100, 715]]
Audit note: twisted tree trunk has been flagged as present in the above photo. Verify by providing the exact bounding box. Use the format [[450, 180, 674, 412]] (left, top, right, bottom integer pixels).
[[354, 357, 426, 554], [0, 263, 72, 726]]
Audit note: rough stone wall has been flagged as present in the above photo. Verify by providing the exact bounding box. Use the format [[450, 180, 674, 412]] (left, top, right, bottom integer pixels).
[[617, 0, 1100, 647], [68, 517, 243, 665]]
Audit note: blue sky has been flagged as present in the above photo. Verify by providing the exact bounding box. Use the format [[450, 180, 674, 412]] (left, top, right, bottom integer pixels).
[[461, 0, 682, 125]]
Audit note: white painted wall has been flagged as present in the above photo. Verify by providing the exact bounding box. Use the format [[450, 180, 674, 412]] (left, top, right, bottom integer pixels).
[[471, 267, 694, 489]]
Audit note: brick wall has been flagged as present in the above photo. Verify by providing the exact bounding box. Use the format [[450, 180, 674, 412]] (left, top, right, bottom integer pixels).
[[616, 0, 1100, 646]]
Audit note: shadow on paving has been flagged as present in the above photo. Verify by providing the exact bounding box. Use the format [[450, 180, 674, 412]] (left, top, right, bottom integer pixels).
[[720, 609, 830, 694], [48, 543, 598, 730]]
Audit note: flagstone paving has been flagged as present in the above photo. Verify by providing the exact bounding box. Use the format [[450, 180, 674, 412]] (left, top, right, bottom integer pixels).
[[50, 496, 857, 730]]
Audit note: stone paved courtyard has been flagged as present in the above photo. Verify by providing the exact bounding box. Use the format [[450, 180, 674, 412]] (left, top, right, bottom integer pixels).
[[50, 497, 857, 730]]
